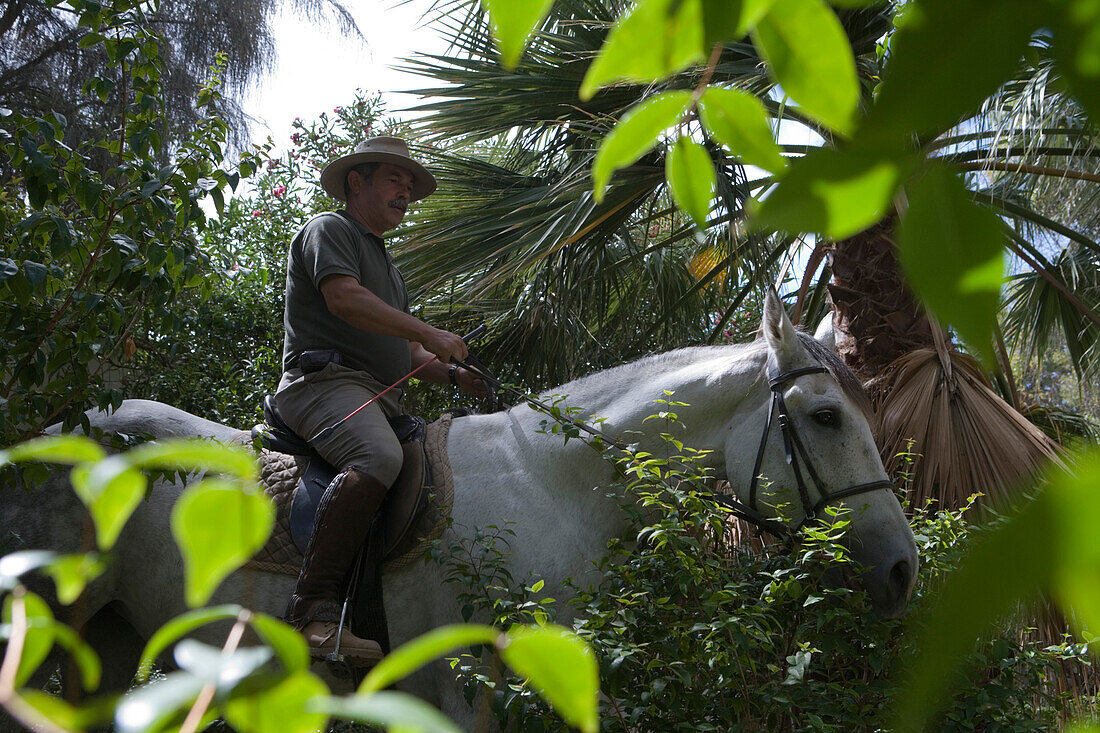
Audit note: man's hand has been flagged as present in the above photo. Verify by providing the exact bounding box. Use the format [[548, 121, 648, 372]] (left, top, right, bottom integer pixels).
[[418, 326, 469, 365], [455, 367, 488, 399]]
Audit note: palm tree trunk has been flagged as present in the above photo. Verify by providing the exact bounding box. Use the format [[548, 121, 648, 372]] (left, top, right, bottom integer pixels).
[[826, 218, 935, 381]]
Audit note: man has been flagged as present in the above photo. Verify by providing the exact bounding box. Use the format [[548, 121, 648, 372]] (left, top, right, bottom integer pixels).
[[275, 136, 485, 662]]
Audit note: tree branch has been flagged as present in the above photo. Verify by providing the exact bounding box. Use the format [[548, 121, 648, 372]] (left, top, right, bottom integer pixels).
[[0, 0, 29, 39], [0, 27, 84, 91]]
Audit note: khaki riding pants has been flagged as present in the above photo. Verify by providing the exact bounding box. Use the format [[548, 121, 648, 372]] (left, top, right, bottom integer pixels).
[[274, 362, 404, 487]]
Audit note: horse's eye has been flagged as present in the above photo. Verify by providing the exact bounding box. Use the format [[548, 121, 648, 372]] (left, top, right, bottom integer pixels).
[[812, 409, 837, 426]]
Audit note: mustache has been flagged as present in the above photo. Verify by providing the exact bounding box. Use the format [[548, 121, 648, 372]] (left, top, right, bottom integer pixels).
[[387, 198, 408, 212]]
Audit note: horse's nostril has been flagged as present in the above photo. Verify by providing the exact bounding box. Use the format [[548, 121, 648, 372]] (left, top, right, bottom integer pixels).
[[889, 558, 912, 599]]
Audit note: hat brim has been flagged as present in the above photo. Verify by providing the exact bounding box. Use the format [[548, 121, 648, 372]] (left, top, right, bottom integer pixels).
[[320, 151, 437, 203]]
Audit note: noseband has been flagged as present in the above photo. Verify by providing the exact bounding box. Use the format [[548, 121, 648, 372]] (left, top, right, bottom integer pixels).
[[747, 365, 894, 533]]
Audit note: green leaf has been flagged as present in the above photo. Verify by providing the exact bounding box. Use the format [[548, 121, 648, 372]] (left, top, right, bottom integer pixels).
[[249, 612, 310, 673], [137, 605, 244, 682], [500, 625, 599, 733], [359, 624, 499, 694], [22, 261, 48, 288], [47, 619, 102, 691], [482, 0, 555, 68], [3, 591, 55, 687], [0, 258, 17, 281], [1050, 0, 1100, 122], [70, 455, 147, 551], [701, 0, 777, 47], [0, 551, 58, 592], [896, 163, 1004, 363], [18, 690, 93, 731], [170, 479, 273, 607], [666, 137, 716, 228], [1047, 451, 1100, 642], [592, 91, 693, 201], [890, 481, 1054, 731], [224, 669, 330, 733], [580, 0, 704, 100], [174, 639, 272, 686], [865, 0, 1040, 142], [699, 87, 786, 173], [43, 553, 107, 605], [115, 672, 207, 733], [752, 0, 859, 135], [753, 146, 913, 238], [312, 690, 462, 733], [126, 438, 258, 481]]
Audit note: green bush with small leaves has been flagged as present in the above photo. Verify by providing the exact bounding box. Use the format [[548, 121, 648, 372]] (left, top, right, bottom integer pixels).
[[436, 408, 1094, 731]]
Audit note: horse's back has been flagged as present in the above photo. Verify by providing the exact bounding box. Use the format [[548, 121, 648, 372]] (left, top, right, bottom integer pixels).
[[77, 398, 241, 441]]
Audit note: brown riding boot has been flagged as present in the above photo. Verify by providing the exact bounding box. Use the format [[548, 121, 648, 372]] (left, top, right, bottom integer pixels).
[[285, 467, 388, 664]]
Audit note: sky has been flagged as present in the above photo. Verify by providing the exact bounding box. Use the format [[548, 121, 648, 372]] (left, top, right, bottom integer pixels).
[[245, 0, 447, 150]]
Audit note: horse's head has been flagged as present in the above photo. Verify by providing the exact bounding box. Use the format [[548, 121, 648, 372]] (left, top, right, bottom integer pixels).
[[724, 291, 918, 618]]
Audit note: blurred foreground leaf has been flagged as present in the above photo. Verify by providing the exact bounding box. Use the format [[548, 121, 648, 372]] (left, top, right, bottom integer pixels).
[[70, 455, 146, 551], [313, 690, 462, 733], [752, 0, 858, 135], [753, 146, 912, 239], [360, 623, 498, 694], [0, 435, 106, 466], [170, 480, 273, 607], [893, 449, 1100, 731], [224, 669, 329, 733], [501, 625, 599, 733], [896, 163, 1004, 363], [592, 91, 692, 200], [482, 0, 555, 68], [580, 0, 703, 100], [666, 137, 716, 228]]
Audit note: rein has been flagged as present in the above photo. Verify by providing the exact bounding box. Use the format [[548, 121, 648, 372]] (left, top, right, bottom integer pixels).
[[452, 356, 891, 540]]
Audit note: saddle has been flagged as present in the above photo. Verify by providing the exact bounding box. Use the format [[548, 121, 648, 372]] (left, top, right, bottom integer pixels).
[[250, 395, 442, 565]]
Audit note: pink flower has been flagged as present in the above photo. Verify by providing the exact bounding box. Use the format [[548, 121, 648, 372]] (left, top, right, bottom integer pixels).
[[273, 185, 286, 198], [266, 159, 279, 169], [648, 225, 660, 237], [290, 132, 302, 145], [333, 106, 342, 113], [251, 209, 263, 217]]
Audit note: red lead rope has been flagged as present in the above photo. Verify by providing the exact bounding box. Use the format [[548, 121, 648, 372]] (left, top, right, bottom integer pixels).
[[307, 356, 439, 443], [306, 324, 487, 444]]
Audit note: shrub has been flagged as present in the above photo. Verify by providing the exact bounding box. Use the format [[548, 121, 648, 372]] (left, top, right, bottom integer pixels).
[[437, 411, 1093, 731]]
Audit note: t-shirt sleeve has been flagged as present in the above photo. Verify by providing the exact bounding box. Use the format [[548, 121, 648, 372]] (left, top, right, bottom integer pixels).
[[297, 215, 361, 289]]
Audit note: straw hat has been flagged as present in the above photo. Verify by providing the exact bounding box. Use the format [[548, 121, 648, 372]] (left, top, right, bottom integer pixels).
[[319, 136, 437, 203]]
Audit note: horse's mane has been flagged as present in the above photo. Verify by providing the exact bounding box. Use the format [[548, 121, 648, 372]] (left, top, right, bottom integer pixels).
[[793, 332, 872, 417]]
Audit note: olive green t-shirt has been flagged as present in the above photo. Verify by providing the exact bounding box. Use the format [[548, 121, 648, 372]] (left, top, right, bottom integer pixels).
[[281, 211, 411, 385]]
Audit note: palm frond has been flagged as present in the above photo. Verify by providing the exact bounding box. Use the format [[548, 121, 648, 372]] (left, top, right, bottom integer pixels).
[[877, 348, 1064, 511]]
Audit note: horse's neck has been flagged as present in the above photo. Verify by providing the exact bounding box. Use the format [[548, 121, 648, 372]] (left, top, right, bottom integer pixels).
[[502, 344, 770, 465]]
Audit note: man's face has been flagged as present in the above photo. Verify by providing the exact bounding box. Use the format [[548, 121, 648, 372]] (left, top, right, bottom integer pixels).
[[349, 162, 415, 234]]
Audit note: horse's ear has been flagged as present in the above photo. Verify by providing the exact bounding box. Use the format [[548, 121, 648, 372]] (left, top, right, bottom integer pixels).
[[814, 313, 837, 352], [762, 288, 805, 368]]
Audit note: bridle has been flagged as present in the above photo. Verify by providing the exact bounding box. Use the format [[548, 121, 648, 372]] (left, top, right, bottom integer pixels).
[[747, 365, 895, 534], [450, 351, 894, 540]]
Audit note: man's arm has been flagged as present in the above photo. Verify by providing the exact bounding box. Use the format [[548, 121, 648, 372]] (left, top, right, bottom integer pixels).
[[410, 342, 488, 397], [319, 274, 468, 364]]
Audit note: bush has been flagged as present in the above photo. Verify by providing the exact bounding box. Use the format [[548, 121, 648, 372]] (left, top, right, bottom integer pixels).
[[437, 415, 1093, 731]]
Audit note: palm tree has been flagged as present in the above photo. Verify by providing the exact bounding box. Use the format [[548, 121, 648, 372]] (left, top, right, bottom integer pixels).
[[398, 1, 1099, 509]]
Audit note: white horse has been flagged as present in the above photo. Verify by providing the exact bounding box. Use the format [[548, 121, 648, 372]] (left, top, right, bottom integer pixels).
[[4, 293, 917, 724]]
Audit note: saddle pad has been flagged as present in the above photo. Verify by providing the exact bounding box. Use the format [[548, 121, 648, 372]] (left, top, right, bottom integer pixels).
[[241, 413, 455, 576]]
